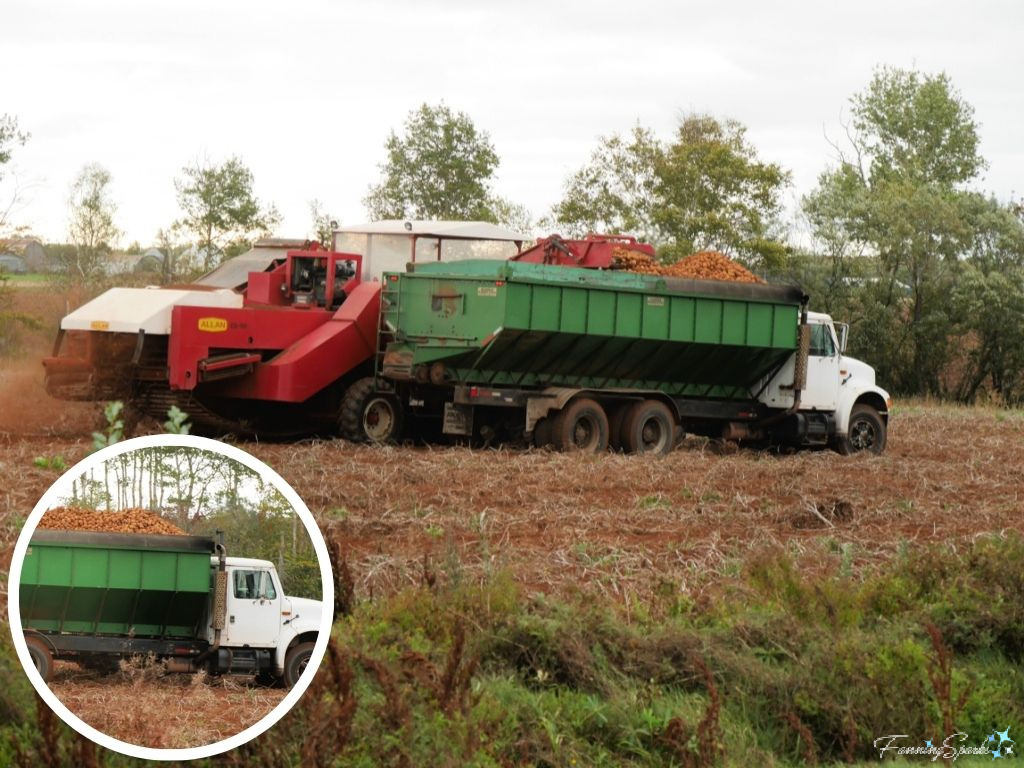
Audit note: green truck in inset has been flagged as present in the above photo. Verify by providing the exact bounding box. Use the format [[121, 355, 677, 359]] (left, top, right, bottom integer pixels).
[[19, 530, 322, 686]]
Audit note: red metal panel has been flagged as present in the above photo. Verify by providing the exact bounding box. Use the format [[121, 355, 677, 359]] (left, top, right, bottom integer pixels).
[[167, 281, 382, 402], [168, 306, 331, 391], [209, 281, 382, 402]]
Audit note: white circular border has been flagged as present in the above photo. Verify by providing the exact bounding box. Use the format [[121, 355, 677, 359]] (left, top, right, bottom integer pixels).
[[6, 434, 335, 761]]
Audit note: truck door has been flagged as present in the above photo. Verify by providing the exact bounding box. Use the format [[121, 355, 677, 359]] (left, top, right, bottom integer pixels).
[[800, 322, 840, 411], [223, 567, 281, 647]]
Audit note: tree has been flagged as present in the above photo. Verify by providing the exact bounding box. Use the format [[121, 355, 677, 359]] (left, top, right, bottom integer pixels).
[[949, 196, 1024, 404], [64, 163, 119, 279], [551, 115, 790, 267], [654, 115, 790, 267], [803, 67, 986, 395], [308, 198, 337, 248], [551, 125, 663, 241], [0, 114, 29, 235], [174, 156, 280, 269], [364, 103, 500, 221]]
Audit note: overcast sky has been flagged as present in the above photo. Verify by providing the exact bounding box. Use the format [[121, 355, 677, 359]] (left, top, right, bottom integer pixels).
[[3, 0, 1023, 246]]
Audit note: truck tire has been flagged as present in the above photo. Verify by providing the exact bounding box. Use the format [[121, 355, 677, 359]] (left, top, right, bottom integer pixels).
[[552, 398, 608, 452], [836, 404, 886, 456], [283, 641, 315, 688], [621, 400, 675, 455], [26, 635, 53, 682], [339, 378, 403, 443]]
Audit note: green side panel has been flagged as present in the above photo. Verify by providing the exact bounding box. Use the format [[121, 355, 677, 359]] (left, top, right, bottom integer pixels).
[[19, 532, 213, 639], [616, 293, 642, 337], [386, 260, 804, 395], [587, 292, 616, 335]]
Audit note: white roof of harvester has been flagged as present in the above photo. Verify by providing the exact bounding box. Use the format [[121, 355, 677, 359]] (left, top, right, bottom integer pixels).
[[61, 286, 243, 334], [336, 220, 527, 241]]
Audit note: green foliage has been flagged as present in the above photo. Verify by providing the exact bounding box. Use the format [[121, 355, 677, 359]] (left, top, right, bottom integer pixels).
[[364, 103, 501, 222], [553, 115, 790, 269], [174, 156, 280, 268], [796, 66, 1022, 398], [0, 270, 44, 356], [90, 400, 125, 452], [32, 454, 67, 471], [654, 115, 791, 269], [162, 405, 191, 435], [552, 124, 664, 242], [0, 114, 29, 173], [308, 198, 338, 247], [62, 163, 119, 279]]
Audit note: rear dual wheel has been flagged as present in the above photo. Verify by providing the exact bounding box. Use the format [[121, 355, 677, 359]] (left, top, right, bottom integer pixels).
[[552, 398, 609, 452], [620, 400, 675, 456]]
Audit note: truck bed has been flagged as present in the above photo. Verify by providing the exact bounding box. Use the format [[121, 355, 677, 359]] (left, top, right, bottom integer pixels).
[[20, 530, 215, 639], [382, 260, 806, 398]]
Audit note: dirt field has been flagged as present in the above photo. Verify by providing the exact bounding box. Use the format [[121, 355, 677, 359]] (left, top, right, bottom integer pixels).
[[43, 661, 287, 749], [3, 391, 1022, 609]]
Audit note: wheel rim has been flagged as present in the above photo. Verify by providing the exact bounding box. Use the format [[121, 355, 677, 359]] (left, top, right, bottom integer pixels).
[[363, 398, 396, 442], [849, 418, 876, 451], [639, 417, 669, 453], [571, 415, 598, 450]]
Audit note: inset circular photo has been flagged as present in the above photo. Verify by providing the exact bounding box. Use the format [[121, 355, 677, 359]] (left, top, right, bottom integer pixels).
[[7, 435, 334, 761]]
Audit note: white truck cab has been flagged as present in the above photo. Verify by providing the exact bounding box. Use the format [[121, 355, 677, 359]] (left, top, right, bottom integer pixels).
[[761, 311, 892, 453], [214, 557, 323, 686]]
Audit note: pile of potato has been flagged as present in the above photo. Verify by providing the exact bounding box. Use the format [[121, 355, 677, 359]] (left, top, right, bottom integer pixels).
[[611, 247, 762, 283], [38, 506, 185, 535]]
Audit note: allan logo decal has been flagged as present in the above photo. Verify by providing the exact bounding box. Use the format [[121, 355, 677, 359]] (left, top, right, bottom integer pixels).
[[89, 320, 110, 330], [198, 317, 229, 333]]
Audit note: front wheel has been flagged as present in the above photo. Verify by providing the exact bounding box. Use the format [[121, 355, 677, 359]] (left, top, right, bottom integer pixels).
[[835, 405, 886, 455], [283, 641, 316, 688]]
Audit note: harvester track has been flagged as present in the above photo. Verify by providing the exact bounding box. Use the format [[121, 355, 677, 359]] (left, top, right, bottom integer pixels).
[[132, 383, 257, 438]]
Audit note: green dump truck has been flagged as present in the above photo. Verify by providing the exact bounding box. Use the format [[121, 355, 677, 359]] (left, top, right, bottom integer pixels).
[[345, 258, 891, 454], [20, 530, 322, 686]]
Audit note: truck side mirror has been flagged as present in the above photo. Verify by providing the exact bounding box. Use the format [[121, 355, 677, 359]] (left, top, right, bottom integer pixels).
[[836, 323, 849, 354]]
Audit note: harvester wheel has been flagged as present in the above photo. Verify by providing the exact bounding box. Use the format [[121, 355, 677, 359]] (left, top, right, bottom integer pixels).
[[835, 404, 886, 456], [339, 378, 403, 443], [363, 395, 403, 443], [26, 635, 53, 682], [283, 641, 315, 688], [552, 398, 608, 452], [621, 400, 675, 455]]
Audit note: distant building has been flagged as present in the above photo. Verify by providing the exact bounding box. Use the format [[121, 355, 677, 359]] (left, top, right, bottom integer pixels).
[[0, 238, 47, 272], [134, 248, 166, 273], [0, 253, 28, 273]]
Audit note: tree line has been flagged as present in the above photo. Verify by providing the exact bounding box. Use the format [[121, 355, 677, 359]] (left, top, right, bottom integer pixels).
[[3, 65, 1024, 402], [64, 445, 321, 599]]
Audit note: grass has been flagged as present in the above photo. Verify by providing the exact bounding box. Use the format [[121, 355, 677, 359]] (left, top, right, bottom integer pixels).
[[4, 535, 1022, 765]]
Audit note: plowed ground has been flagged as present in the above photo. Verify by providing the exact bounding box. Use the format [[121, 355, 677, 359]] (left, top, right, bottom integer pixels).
[[3, 399, 1022, 608]]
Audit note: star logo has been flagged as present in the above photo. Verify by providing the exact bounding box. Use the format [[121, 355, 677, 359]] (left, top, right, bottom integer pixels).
[[925, 739, 934, 748], [996, 727, 1013, 746], [991, 748, 1003, 759]]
